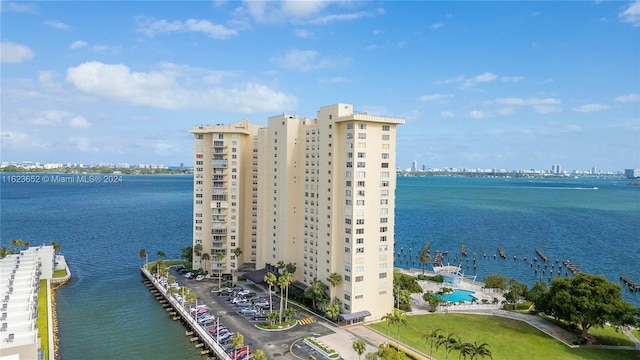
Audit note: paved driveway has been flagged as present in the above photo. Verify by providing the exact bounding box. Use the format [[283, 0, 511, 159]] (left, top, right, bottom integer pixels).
[[170, 270, 338, 359]]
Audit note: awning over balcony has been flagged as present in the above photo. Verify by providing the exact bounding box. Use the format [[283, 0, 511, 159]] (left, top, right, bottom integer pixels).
[[338, 310, 371, 322]]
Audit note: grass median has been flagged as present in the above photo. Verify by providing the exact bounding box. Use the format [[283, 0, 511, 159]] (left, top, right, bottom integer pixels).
[[369, 313, 639, 360]]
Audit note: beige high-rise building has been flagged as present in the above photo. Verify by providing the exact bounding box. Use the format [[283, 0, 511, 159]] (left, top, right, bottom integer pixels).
[[190, 103, 404, 321]]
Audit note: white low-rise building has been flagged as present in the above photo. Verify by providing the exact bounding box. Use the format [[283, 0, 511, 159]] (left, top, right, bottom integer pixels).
[[0, 245, 57, 359]]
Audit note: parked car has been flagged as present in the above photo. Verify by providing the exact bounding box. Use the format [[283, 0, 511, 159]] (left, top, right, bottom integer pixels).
[[232, 285, 243, 292], [184, 272, 193, 279], [252, 299, 269, 308], [216, 288, 233, 296], [253, 314, 267, 321], [241, 292, 257, 298], [195, 274, 205, 281], [197, 314, 215, 323], [235, 301, 252, 307], [217, 332, 234, 343], [200, 319, 216, 327], [239, 308, 258, 316]]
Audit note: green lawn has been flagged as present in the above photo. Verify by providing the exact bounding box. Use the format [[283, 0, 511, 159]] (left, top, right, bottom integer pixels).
[[369, 313, 640, 360], [633, 329, 640, 342], [37, 280, 49, 360], [53, 269, 67, 278]]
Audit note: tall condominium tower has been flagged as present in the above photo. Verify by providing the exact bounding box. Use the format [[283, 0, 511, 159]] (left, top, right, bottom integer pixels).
[[190, 120, 263, 275], [191, 103, 404, 321]]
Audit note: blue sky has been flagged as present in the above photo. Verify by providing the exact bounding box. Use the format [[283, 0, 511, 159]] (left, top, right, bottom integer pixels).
[[1, 1, 639, 172]]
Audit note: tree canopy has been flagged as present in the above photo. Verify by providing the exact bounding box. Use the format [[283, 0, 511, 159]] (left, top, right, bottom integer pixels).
[[537, 273, 638, 341]]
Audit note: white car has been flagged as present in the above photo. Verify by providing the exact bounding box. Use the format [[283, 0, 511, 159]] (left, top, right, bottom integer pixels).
[[195, 274, 205, 281]]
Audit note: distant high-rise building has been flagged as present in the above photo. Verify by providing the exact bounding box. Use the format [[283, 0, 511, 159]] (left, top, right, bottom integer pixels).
[[411, 160, 418, 172], [190, 103, 405, 322], [624, 169, 640, 179]]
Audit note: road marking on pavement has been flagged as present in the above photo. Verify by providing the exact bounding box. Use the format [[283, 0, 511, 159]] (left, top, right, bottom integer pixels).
[[298, 317, 316, 325]]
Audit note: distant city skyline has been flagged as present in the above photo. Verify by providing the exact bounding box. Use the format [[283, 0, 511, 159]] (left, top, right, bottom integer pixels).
[[1, 2, 639, 170]]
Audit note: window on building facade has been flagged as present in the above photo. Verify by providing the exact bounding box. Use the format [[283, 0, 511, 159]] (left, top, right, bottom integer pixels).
[[357, 162, 365, 168], [382, 125, 390, 131], [347, 123, 354, 129], [347, 133, 353, 139], [355, 276, 364, 282], [358, 133, 366, 139], [380, 226, 388, 232]]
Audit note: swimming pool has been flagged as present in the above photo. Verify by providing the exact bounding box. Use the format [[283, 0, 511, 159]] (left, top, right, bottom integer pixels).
[[440, 289, 477, 303]]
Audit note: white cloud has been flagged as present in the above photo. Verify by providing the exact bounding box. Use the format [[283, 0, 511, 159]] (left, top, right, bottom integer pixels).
[[469, 110, 485, 119], [242, 1, 380, 25], [43, 20, 69, 29], [0, 131, 30, 150], [500, 76, 524, 82], [273, 49, 347, 71], [69, 137, 97, 153], [474, 72, 498, 83], [573, 103, 610, 112], [495, 97, 561, 106], [566, 124, 583, 132], [619, 1, 640, 27], [2, 2, 38, 13], [92, 45, 109, 52], [440, 111, 455, 118], [439, 72, 502, 89], [496, 107, 516, 116], [418, 94, 454, 103], [70, 40, 88, 50], [69, 116, 92, 128], [136, 16, 238, 39], [615, 93, 640, 102], [0, 41, 35, 63], [430, 22, 444, 29], [308, 10, 378, 25], [293, 29, 313, 38], [65, 61, 296, 113], [30, 110, 69, 126]]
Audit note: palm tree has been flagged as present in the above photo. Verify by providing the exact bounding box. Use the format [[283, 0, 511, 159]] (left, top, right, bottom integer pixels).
[[264, 272, 277, 313], [419, 244, 431, 275], [266, 311, 279, 327], [276, 273, 288, 323], [252, 349, 267, 360], [352, 338, 366, 360], [139, 248, 147, 267], [233, 247, 243, 262], [231, 332, 244, 359], [156, 250, 165, 261], [282, 271, 294, 310], [201, 252, 210, 275], [456, 341, 473, 360], [423, 328, 444, 359], [304, 278, 328, 312], [436, 333, 460, 360], [327, 272, 342, 298], [214, 251, 225, 288], [283, 307, 296, 322], [50, 240, 61, 253], [193, 243, 203, 268], [389, 309, 408, 351], [381, 311, 394, 346], [324, 297, 341, 321], [468, 342, 492, 360]]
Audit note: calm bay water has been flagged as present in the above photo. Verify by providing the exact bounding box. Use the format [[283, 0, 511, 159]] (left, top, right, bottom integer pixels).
[[1, 174, 639, 359]]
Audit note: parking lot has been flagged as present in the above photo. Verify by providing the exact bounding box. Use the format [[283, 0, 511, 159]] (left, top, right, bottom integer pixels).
[[170, 267, 339, 359]]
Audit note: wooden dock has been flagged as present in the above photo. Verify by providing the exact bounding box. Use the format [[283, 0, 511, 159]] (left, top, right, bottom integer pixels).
[[563, 260, 580, 275], [620, 275, 640, 292], [535, 248, 548, 263], [461, 244, 468, 257]]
